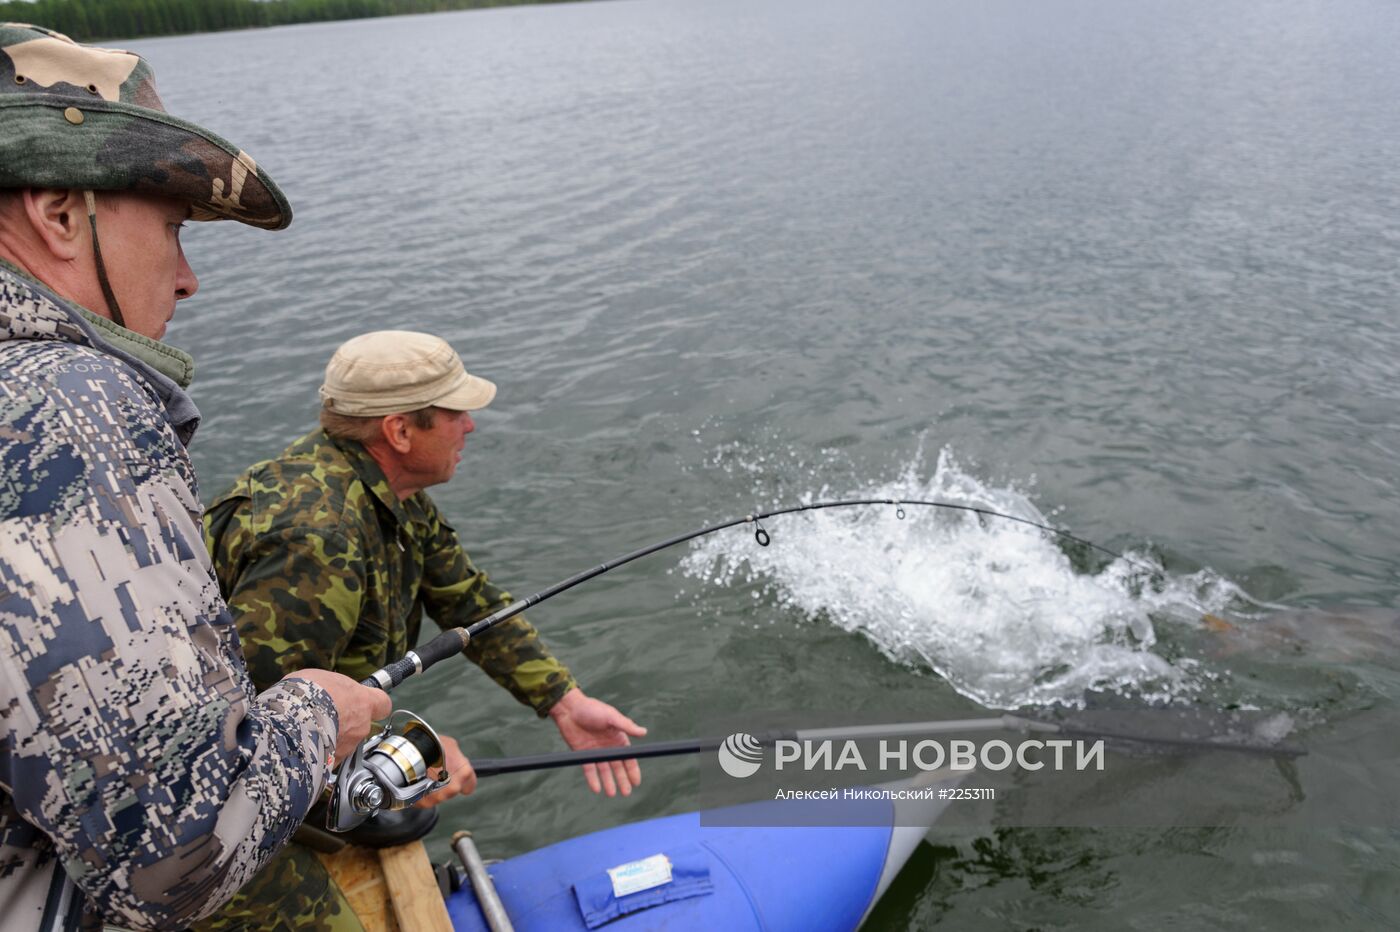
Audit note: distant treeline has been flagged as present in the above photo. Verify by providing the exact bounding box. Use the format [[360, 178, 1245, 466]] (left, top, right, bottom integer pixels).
[[0, 0, 574, 42]]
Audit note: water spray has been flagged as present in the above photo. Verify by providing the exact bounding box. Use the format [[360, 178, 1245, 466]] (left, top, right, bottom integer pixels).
[[362, 497, 1155, 693]]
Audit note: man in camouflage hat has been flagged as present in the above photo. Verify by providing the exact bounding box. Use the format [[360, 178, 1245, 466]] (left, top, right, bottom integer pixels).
[[202, 331, 647, 930], [0, 24, 391, 931]]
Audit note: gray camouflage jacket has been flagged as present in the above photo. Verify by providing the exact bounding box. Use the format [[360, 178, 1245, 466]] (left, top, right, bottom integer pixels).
[[0, 263, 338, 930]]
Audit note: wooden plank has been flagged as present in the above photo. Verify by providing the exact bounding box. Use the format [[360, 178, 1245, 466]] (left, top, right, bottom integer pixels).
[[318, 843, 399, 932], [379, 841, 454, 932]]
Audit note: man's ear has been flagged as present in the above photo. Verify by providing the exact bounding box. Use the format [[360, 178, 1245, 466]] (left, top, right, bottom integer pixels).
[[22, 188, 87, 261], [380, 413, 412, 454]]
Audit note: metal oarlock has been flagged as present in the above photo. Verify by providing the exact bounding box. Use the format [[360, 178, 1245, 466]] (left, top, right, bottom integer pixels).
[[454, 831, 515, 932], [325, 710, 449, 832]]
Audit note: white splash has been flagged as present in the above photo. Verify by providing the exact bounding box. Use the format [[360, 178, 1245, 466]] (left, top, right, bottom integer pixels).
[[680, 449, 1249, 710]]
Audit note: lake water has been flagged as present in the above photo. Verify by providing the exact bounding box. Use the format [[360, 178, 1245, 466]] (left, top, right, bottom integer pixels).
[[130, 0, 1399, 926]]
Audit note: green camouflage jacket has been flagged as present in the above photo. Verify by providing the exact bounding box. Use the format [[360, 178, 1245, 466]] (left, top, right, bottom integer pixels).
[[0, 264, 337, 930], [204, 430, 576, 713]]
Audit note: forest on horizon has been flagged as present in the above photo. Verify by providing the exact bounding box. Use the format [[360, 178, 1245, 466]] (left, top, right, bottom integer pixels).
[[0, 0, 574, 42]]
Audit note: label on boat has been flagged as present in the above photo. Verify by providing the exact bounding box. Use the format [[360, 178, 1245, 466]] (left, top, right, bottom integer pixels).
[[606, 853, 673, 898]]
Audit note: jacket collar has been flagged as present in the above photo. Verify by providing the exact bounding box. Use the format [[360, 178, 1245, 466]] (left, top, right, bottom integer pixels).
[[0, 259, 201, 444], [327, 433, 414, 528]]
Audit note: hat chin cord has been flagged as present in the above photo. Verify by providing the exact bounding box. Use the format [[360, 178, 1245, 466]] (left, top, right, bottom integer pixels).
[[82, 190, 127, 330]]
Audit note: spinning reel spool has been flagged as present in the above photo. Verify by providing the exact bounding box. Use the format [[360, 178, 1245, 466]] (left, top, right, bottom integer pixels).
[[326, 710, 449, 832]]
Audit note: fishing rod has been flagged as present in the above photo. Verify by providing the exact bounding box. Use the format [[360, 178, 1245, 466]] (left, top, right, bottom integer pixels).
[[327, 500, 1290, 831], [362, 497, 1156, 693], [467, 714, 1305, 779]]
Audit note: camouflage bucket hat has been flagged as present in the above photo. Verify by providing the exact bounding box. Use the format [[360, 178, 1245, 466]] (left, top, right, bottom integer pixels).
[[0, 23, 290, 229]]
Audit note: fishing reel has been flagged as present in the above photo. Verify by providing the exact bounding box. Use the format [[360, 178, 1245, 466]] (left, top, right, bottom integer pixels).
[[325, 710, 449, 833]]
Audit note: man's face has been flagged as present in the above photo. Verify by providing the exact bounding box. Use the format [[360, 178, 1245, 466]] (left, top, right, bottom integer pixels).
[[406, 408, 476, 489], [93, 193, 198, 340]]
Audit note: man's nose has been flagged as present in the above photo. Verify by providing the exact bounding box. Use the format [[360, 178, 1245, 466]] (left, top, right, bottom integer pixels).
[[175, 245, 199, 300]]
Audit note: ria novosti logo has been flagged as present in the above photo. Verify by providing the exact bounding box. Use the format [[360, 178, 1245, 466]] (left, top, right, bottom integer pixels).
[[716, 732, 1106, 778], [717, 733, 765, 778]]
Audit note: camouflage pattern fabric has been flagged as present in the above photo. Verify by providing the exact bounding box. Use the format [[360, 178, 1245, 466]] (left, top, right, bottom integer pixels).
[[204, 430, 577, 708], [0, 263, 339, 930], [191, 843, 363, 932], [0, 23, 290, 229], [201, 431, 576, 930]]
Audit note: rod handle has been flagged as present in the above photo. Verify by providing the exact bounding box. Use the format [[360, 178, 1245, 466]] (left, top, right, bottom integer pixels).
[[362, 628, 471, 691]]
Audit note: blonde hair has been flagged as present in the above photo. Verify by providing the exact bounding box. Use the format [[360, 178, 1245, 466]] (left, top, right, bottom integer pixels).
[[319, 406, 440, 444]]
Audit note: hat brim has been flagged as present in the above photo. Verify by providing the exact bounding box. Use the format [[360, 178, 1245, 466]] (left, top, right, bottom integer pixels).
[[0, 97, 291, 230], [433, 371, 497, 412]]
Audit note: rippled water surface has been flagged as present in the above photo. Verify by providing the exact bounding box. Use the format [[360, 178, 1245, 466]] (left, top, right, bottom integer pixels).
[[131, 0, 1399, 926]]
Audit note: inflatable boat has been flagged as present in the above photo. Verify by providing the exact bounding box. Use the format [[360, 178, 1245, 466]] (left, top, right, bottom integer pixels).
[[443, 770, 962, 931]]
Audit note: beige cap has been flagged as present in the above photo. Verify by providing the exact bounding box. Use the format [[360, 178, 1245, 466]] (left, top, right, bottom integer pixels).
[[319, 331, 497, 417]]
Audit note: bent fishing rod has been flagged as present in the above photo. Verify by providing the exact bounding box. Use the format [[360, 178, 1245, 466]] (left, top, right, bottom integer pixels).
[[329, 500, 1297, 830], [331, 497, 1140, 830], [363, 497, 1157, 693]]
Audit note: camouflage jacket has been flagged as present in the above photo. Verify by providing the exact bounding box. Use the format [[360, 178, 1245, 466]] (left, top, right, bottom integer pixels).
[[0, 265, 339, 930], [204, 430, 577, 713]]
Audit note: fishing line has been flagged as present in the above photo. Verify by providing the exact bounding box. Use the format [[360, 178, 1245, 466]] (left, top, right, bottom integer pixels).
[[365, 498, 1160, 691]]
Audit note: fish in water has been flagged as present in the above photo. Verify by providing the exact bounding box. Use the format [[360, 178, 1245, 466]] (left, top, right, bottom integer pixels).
[[1201, 606, 1399, 663]]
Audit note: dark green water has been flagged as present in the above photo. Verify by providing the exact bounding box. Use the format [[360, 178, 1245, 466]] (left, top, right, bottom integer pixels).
[[132, 0, 1398, 926]]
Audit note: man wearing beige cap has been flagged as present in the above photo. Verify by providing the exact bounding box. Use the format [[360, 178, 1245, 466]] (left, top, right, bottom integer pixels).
[[201, 331, 646, 930]]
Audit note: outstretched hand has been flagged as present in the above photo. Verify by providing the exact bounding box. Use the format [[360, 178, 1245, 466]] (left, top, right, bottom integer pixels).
[[548, 688, 647, 796]]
